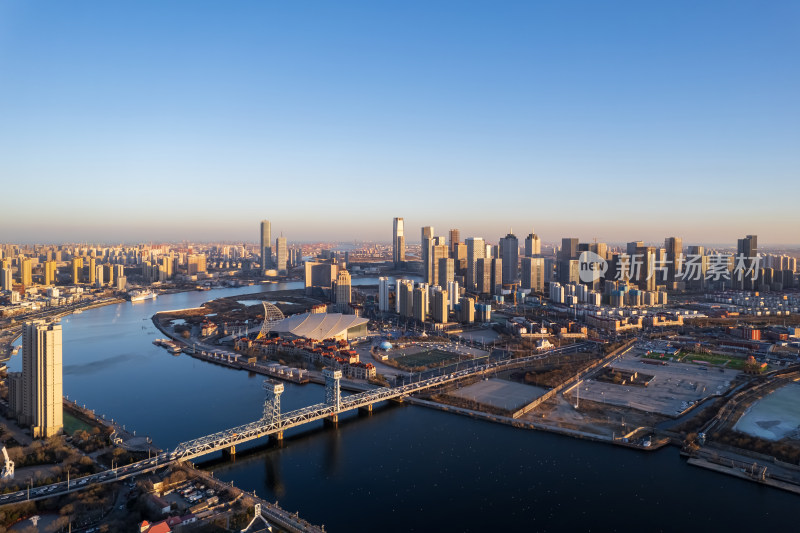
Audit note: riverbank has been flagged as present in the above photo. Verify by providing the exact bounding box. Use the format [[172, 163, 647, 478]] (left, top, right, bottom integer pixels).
[[0, 296, 125, 357], [184, 464, 325, 533], [687, 456, 800, 495]]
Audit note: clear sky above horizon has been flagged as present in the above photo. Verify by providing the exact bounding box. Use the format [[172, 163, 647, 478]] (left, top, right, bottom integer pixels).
[[1, 1, 798, 246]]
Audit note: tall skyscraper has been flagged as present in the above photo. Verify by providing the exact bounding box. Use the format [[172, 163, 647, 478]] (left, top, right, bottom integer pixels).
[[275, 237, 288, 274], [465, 237, 485, 290], [88, 257, 96, 285], [334, 270, 352, 312], [260, 220, 272, 270], [44, 260, 57, 286], [430, 242, 449, 287], [412, 283, 429, 322], [433, 289, 449, 323], [491, 257, 503, 295], [636, 245, 657, 292], [19, 257, 32, 286], [664, 237, 683, 286], [736, 235, 758, 290], [448, 229, 460, 256], [304, 261, 338, 289], [499, 232, 519, 285], [626, 241, 644, 258], [393, 217, 405, 266], [521, 257, 545, 291], [378, 277, 390, 312], [438, 257, 455, 288], [476, 257, 492, 294], [95, 265, 104, 288], [71, 257, 83, 284], [398, 279, 414, 317], [524, 230, 541, 257], [421, 226, 434, 284], [446, 280, 460, 307], [559, 238, 579, 283], [459, 296, 475, 323], [9, 321, 63, 438], [0, 267, 12, 291]]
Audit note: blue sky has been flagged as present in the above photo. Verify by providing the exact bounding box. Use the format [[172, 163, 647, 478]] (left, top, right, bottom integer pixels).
[[1, 1, 798, 245]]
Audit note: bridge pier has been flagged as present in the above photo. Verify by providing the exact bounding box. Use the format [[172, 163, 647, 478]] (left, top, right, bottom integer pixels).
[[358, 404, 373, 415], [270, 431, 284, 444], [222, 445, 236, 460], [324, 414, 339, 427]]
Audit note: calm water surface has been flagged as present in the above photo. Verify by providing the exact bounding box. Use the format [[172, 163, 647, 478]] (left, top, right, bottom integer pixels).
[[9, 283, 795, 532]]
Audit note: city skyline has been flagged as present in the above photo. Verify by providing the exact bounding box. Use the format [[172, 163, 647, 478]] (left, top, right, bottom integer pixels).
[[1, 2, 799, 244]]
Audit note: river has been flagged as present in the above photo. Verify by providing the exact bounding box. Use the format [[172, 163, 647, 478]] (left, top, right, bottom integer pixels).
[[8, 283, 796, 531]]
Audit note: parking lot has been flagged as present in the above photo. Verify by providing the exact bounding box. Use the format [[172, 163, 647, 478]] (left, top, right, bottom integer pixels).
[[163, 479, 219, 512], [567, 349, 739, 416]]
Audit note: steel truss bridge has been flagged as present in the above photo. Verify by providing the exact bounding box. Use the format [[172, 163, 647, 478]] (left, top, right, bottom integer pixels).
[[0, 342, 590, 507], [170, 341, 592, 461]]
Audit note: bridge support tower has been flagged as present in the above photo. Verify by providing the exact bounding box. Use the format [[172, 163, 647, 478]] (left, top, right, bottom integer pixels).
[[263, 380, 284, 425], [323, 369, 342, 411]]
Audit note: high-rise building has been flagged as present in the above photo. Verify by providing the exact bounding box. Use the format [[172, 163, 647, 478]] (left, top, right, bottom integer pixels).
[[465, 237, 485, 290], [304, 261, 338, 289], [476, 257, 492, 294], [521, 257, 545, 291], [187, 254, 206, 275], [561, 238, 579, 261], [448, 229, 460, 256], [433, 289, 449, 323], [334, 270, 352, 312], [398, 279, 414, 317], [636, 245, 657, 292], [459, 296, 475, 323], [430, 243, 449, 286], [260, 220, 272, 270], [0, 267, 12, 291], [491, 257, 503, 295], [499, 232, 518, 284], [438, 257, 455, 288], [275, 237, 288, 274], [19, 257, 32, 286], [71, 257, 83, 284], [446, 280, 460, 307], [524, 230, 541, 257], [626, 241, 644, 258], [559, 238, 579, 283], [378, 277, 390, 312], [421, 226, 434, 284], [736, 235, 758, 290], [412, 284, 428, 322], [88, 257, 96, 285], [393, 218, 405, 266], [103, 263, 114, 286], [95, 265, 104, 288], [664, 237, 683, 286], [9, 321, 63, 438]]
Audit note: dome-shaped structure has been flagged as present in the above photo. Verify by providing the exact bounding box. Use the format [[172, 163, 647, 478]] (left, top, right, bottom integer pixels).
[[257, 301, 285, 339], [380, 341, 392, 351]]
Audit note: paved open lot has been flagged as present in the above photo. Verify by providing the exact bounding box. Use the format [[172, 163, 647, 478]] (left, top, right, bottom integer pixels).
[[566, 350, 739, 416], [449, 378, 547, 411], [458, 328, 500, 344], [734, 382, 800, 441]]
